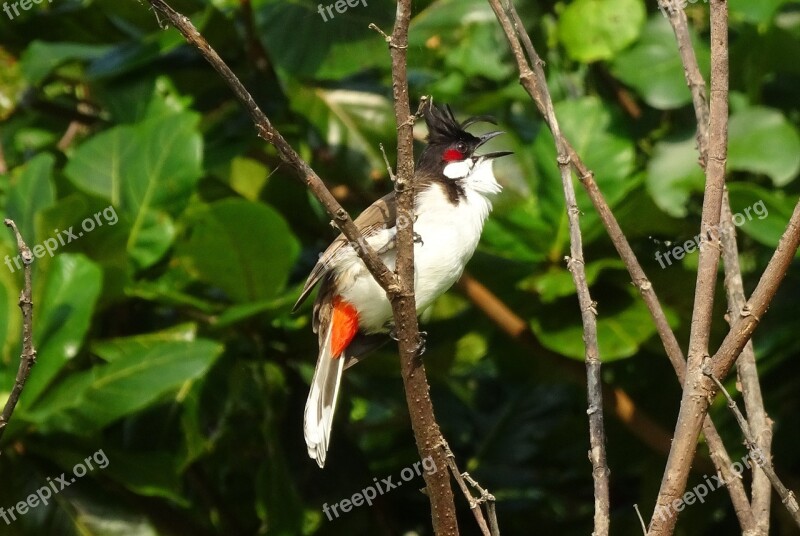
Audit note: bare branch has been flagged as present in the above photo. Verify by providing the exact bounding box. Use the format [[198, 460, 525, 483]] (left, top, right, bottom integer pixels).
[[649, 194, 800, 534], [704, 371, 800, 528], [649, 1, 731, 531], [487, 2, 609, 533], [441, 442, 493, 536], [661, 0, 773, 529], [380, 4, 460, 533], [721, 192, 773, 533], [0, 219, 36, 445]]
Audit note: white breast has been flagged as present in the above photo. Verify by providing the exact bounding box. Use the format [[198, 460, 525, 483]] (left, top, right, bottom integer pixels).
[[335, 159, 501, 333]]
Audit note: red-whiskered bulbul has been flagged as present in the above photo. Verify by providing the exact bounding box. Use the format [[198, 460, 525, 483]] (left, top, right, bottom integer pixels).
[[294, 102, 511, 467]]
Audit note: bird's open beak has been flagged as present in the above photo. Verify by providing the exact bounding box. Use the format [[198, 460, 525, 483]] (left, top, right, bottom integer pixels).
[[475, 131, 513, 160]]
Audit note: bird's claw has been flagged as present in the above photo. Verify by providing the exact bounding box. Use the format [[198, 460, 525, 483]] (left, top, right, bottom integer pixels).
[[413, 232, 424, 246], [415, 331, 427, 357], [388, 329, 426, 357]]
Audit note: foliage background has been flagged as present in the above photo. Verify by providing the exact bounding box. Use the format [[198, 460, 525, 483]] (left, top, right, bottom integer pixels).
[[0, 0, 799, 534]]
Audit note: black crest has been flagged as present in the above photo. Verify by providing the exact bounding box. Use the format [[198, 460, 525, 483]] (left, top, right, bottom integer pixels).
[[422, 102, 497, 146]]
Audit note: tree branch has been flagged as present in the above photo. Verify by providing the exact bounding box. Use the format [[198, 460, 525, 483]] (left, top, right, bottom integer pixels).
[[649, 1, 731, 531], [442, 441, 494, 536], [704, 371, 800, 528], [661, 1, 773, 530], [0, 219, 36, 446], [487, 2, 609, 533], [648, 193, 800, 533], [721, 190, 773, 534], [380, 0, 460, 532]]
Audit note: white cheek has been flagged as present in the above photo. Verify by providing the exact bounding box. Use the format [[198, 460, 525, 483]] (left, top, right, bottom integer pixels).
[[443, 160, 473, 179]]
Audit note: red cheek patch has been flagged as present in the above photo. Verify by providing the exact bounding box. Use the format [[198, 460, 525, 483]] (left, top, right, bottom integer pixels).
[[330, 296, 359, 358], [443, 149, 464, 162]]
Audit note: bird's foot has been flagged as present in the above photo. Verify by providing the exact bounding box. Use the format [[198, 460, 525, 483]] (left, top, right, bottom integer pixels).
[[413, 232, 424, 246], [388, 329, 426, 357], [415, 331, 427, 357]]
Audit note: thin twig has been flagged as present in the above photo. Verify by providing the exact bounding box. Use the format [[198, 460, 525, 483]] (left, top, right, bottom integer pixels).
[[378, 143, 396, 182], [721, 191, 773, 533], [441, 442, 492, 536], [704, 371, 800, 528], [461, 472, 500, 536], [0, 219, 36, 446], [651, 2, 788, 534], [489, 2, 608, 533], [633, 504, 647, 535]]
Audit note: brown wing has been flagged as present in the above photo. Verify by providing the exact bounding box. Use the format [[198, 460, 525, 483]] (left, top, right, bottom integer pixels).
[[292, 192, 397, 313]]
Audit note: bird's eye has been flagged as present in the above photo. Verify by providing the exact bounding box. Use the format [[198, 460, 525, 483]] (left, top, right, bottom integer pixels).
[[456, 142, 467, 153]]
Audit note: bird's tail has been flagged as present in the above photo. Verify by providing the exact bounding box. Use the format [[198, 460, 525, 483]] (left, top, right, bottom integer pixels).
[[304, 320, 344, 468]]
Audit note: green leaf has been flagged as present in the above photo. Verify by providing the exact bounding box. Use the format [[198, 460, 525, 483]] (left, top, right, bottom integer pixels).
[[290, 85, 396, 180], [28, 340, 223, 433], [64, 111, 203, 269], [177, 199, 300, 303], [91, 323, 199, 363], [19, 41, 113, 85], [519, 259, 626, 303], [410, 0, 513, 81], [558, 0, 646, 63], [728, 107, 800, 186], [21, 254, 102, 407], [730, 0, 792, 24], [534, 97, 636, 251], [0, 46, 25, 121], [6, 152, 56, 245], [727, 183, 797, 248], [531, 292, 662, 361], [611, 17, 711, 109], [256, 0, 394, 79], [0, 243, 21, 366], [646, 133, 706, 217]]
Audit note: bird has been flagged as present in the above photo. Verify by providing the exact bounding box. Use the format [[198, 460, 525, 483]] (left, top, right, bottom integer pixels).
[[293, 102, 511, 467]]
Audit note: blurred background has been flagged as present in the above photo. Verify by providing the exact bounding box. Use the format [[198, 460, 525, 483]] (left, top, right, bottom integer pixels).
[[0, 0, 799, 534]]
